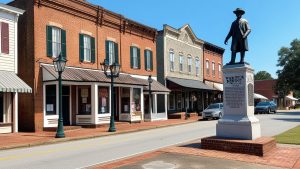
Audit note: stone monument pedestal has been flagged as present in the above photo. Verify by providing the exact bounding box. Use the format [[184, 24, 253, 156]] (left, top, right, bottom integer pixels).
[[201, 64, 276, 156], [217, 63, 261, 140]]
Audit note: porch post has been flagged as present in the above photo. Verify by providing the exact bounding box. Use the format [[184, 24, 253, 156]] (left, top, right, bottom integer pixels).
[[91, 84, 98, 124], [154, 94, 157, 114], [13, 93, 18, 133], [141, 88, 144, 121], [165, 94, 168, 119]]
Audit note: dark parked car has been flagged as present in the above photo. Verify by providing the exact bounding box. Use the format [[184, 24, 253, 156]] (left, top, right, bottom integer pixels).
[[255, 101, 277, 114]]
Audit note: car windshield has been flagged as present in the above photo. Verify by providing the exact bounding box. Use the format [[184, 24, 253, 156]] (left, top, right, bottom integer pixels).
[[207, 104, 220, 109], [257, 102, 270, 106]]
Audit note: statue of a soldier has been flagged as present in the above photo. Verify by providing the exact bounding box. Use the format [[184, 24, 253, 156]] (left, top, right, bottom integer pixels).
[[224, 8, 251, 64]]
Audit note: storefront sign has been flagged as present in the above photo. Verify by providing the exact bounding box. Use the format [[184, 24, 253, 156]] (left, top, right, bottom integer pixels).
[[81, 88, 89, 97]]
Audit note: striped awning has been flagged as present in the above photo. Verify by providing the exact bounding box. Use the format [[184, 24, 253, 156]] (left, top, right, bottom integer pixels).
[[0, 71, 32, 93]]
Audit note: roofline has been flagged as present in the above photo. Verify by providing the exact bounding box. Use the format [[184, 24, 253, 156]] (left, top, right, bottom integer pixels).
[[1, 2, 24, 15], [204, 41, 225, 53]]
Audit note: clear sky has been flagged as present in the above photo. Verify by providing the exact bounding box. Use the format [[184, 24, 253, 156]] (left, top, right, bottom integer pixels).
[[2, 0, 300, 78]]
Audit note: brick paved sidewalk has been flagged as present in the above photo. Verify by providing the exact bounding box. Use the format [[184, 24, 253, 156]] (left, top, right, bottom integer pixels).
[[0, 118, 198, 150], [94, 141, 300, 169]]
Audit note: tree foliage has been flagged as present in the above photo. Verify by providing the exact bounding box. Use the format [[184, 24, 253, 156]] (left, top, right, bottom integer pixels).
[[276, 39, 300, 96], [254, 71, 273, 80]]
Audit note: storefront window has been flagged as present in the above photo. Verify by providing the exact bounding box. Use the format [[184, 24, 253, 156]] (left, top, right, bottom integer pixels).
[[78, 86, 91, 115], [169, 93, 175, 110], [132, 88, 141, 112], [98, 87, 109, 114], [121, 88, 130, 113], [177, 93, 182, 109], [46, 85, 56, 115], [0, 93, 3, 122]]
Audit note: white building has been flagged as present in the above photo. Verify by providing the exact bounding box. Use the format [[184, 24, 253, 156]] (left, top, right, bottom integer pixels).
[[0, 3, 31, 133]]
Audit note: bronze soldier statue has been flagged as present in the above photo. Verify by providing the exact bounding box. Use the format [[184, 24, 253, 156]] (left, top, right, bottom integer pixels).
[[224, 8, 251, 64]]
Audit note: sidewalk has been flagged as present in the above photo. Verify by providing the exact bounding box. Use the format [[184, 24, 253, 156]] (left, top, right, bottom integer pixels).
[[94, 140, 300, 169], [0, 118, 199, 150]]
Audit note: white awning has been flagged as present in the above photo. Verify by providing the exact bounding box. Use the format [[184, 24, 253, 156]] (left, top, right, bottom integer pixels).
[[0, 71, 32, 93], [204, 81, 223, 91], [285, 95, 298, 101], [254, 93, 268, 100]]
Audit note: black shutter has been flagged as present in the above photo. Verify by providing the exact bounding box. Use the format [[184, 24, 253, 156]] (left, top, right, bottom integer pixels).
[[114, 42, 119, 64], [91, 37, 95, 63], [130, 46, 133, 68], [46, 26, 53, 57], [137, 48, 140, 69], [105, 40, 109, 64], [79, 34, 84, 62], [61, 29, 66, 59], [150, 50, 153, 71], [144, 50, 147, 70]]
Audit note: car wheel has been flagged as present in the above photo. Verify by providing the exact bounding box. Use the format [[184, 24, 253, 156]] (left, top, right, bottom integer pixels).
[[203, 118, 207, 121], [219, 112, 222, 119]]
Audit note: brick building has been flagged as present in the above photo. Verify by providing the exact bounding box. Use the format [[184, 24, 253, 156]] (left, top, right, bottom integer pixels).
[[9, 0, 169, 132], [157, 24, 216, 114], [203, 42, 225, 107]]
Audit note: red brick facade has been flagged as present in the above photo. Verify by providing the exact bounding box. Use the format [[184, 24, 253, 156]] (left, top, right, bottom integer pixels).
[[203, 43, 224, 83], [254, 79, 277, 100], [9, 0, 157, 132]]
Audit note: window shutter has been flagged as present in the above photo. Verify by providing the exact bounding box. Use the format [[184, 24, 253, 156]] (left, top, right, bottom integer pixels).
[[61, 29, 66, 59], [1, 22, 9, 54], [79, 34, 84, 62], [137, 48, 141, 69], [144, 50, 147, 70], [91, 37, 95, 63], [150, 51, 153, 71], [105, 40, 109, 64], [114, 42, 119, 64], [46, 26, 53, 57], [130, 46, 133, 68]]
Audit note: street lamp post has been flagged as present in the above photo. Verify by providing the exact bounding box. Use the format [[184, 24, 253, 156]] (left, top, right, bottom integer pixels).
[[148, 75, 153, 118], [101, 59, 120, 132], [53, 54, 67, 138]]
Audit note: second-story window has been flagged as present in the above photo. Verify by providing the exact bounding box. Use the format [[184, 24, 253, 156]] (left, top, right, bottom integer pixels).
[[179, 55, 183, 72], [130, 46, 140, 69], [212, 62, 215, 77], [219, 63, 222, 78], [105, 40, 119, 65], [79, 34, 95, 63], [169, 50, 175, 71], [195, 58, 200, 77], [46, 26, 66, 59], [144, 49, 153, 71], [0, 22, 9, 54], [188, 56, 192, 74], [206, 60, 210, 76]]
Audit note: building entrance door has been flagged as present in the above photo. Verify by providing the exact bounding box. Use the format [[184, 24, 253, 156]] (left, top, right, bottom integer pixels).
[[0, 93, 3, 123], [62, 86, 70, 125]]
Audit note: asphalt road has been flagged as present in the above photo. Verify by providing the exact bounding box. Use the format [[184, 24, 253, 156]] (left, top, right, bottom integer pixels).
[[0, 111, 299, 169]]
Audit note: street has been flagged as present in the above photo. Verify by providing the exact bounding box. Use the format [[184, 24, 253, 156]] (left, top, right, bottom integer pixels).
[[0, 111, 299, 169]]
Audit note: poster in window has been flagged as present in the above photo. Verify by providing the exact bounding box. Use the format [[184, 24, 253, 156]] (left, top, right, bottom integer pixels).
[[81, 88, 89, 97], [101, 97, 107, 106], [82, 97, 87, 103], [46, 104, 54, 112], [124, 105, 129, 112], [86, 104, 91, 112]]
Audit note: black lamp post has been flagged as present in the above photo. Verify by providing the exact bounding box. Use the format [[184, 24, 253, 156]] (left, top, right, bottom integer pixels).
[[53, 54, 67, 138], [101, 59, 120, 132], [148, 75, 153, 116]]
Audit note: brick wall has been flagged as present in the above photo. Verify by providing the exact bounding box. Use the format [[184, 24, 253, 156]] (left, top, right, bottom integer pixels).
[[254, 79, 277, 100], [203, 49, 223, 83]]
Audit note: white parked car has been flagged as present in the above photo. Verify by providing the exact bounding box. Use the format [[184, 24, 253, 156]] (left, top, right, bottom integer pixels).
[[202, 103, 223, 120]]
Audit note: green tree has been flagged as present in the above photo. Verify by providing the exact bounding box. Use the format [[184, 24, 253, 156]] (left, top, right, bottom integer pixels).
[[254, 71, 273, 80], [276, 39, 300, 96]]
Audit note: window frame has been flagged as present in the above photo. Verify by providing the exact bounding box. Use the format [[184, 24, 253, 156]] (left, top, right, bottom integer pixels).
[[187, 56, 192, 74], [51, 27, 62, 58], [169, 49, 175, 72], [218, 63, 222, 78], [169, 93, 176, 110], [195, 58, 200, 77], [83, 35, 92, 62], [132, 46, 139, 69], [145, 49, 151, 71], [179, 55, 184, 72], [108, 41, 115, 65], [206, 60, 210, 76], [212, 62, 215, 77]]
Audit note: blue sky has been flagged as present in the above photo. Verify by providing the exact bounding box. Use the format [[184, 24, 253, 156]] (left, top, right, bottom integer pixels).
[[3, 0, 300, 78]]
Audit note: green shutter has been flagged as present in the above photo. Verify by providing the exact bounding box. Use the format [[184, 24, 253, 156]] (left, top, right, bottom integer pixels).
[[91, 37, 95, 63], [137, 48, 141, 69], [130, 46, 133, 68], [46, 26, 52, 57], [150, 51, 153, 71], [144, 50, 147, 70], [105, 40, 109, 64], [114, 42, 119, 64], [79, 34, 84, 62], [61, 29, 66, 59]]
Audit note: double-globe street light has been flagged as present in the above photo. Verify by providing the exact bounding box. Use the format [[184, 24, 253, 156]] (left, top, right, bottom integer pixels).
[[53, 54, 67, 138], [101, 59, 120, 132]]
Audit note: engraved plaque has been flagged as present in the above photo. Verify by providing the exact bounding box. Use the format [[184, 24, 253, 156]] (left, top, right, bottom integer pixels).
[[248, 83, 254, 106], [225, 87, 245, 108]]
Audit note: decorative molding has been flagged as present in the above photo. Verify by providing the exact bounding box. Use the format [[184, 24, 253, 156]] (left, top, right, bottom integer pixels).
[[48, 21, 63, 28], [145, 47, 152, 51], [131, 43, 139, 47], [80, 30, 93, 36], [107, 37, 116, 42]]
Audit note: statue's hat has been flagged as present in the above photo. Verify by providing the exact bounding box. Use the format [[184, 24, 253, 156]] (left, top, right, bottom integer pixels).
[[233, 8, 245, 15]]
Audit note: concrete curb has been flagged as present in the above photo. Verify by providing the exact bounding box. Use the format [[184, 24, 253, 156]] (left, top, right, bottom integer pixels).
[[0, 120, 199, 151]]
